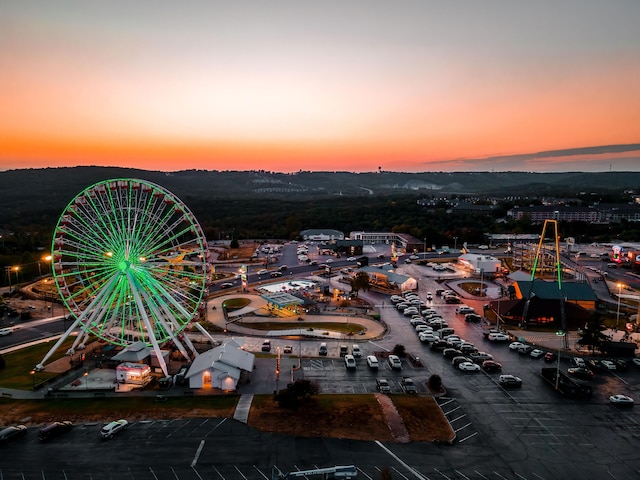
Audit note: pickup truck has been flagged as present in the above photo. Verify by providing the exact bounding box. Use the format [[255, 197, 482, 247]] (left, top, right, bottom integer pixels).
[[401, 377, 418, 394]]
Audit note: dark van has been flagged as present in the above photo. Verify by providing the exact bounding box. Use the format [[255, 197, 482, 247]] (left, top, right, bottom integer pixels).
[[39, 421, 73, 442]]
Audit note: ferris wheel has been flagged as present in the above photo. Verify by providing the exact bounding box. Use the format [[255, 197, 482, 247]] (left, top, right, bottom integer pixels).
[[36, 178, 210, 375]]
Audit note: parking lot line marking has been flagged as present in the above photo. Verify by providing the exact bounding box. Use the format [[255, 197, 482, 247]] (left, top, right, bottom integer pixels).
[[149, 466, 159, 479], [357, 467, 374, 480], [191, 465, 204, 480], [445, 405, 462, 415], [253, 465, 270, 480], [432, 467, 451, 479], [375, 441, 429, 480], [235, 466, 249, 480], [454, 422, 472, 432], [514, 473, 528, 480], [191, 440, 205, 467], [491, 471, 509, 479], [450, 414, 467, 423], [390, 466, 410, 480], [212, 465, 225, 480], [531, 472, 547, 480], [454, 470, 470, 480], [170, 466, 179, 479], [473, 471, 490, 479], [457, 431, 478, 443]]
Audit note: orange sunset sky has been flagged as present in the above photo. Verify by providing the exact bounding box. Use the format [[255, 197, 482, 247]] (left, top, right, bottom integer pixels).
[[1, 1, 639, 173]]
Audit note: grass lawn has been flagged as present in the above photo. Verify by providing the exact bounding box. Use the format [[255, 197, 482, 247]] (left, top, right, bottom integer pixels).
[[1, 338, 79, 389]]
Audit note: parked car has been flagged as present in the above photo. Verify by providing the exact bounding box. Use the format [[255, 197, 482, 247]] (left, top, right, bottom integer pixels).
[[452, 356, 471, 367], [318, 343, 328, 356], [499, 375, 522, 388], [458, 361, 481, 372], [544, 352, 557, 362], [0, 425, 27, 444], [601, 360, 617, 371], [530, 349, 545, 359], [482, 360, 502, 372], [571, 357, 586, 368], [445, 295, 461, 304], [587, 359, 605, 371], [401, 377, 418, 394], [283, 345, 293, 354], [443, 348, 463, 359], [456, 305, 475, 314], [469, 351, 493, 363], [487, 332, 509, 342], [430, 340, 449, 351], [609, 394, 634, 407], [465, 313, 482, 323], [632, 358, 640, 368], [517, 344, 533, 355], [460, 343, 477, 354], [339, 345, 349, 357], [509, 341, 526, 351], [352, 344, 362, 358], [419, 332, 439, 343], [100, 419, 128, 439], [366, 355, 379, 369], [567, 367, 595, 380], [387, 355, 402, 370], [38, 421, 73, 442], [261, 339, 271, 352], [376, 378, 391, 393], [614, 359, 628, 371], [344, 354, 357, 370]]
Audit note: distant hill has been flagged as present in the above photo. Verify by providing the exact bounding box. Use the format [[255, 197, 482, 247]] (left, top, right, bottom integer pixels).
[[0, 167, 637, 227]]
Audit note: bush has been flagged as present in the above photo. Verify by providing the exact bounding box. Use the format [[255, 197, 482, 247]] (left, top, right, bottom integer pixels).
[[274, 379, 319, 409], [428, 374, 443, 392], [392, 344, 406, 358]]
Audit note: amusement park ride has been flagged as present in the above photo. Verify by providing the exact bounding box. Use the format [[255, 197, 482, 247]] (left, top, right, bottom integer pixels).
[[34, 179, 211, 377], [521, 219, 569, 348]]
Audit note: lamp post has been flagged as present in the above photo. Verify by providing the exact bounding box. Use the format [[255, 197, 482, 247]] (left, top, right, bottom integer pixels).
[[453, 236, 458, 251], [423, 238, 426, 259], [30, 370, 36, 391], [616, 282, 624, 331]]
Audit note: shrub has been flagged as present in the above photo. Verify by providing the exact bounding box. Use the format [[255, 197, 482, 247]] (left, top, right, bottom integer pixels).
[[274, 379, 319, 409], [428, 374, 443, 392], [392, 344, 406, 358]]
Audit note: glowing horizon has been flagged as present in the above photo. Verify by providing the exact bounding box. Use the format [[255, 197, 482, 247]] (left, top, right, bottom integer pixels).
[[1, 1, 639, 173]]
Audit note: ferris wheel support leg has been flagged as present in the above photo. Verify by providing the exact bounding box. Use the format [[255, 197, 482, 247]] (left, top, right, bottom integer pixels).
[[127, 274, 170, 377], [179, 331, 199, 358], [34, 315, 85, 371]]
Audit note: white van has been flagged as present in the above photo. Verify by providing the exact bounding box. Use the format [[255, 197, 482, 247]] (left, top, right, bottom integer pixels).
[[366, 355, 379, 369], [352, 344, 362, 358]]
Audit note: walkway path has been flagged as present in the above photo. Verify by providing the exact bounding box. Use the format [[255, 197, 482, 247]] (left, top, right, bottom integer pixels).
[[233, 394, 254, 423], [374, 393, 410, 443]]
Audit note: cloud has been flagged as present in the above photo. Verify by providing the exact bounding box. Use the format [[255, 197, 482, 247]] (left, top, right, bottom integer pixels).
[[427, 144, 640, 172]]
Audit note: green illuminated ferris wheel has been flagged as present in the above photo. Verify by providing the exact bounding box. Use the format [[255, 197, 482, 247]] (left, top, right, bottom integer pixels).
[[36, 179, 210, 374]]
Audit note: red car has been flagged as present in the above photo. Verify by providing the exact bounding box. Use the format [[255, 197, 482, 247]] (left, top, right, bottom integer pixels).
[[544, 352, 557, 362]]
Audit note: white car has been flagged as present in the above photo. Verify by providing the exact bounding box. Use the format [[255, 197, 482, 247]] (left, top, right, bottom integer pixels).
[[344, 354, 356, 370], [487, 332, 509, 341], [509, 341, 525, 351], [458, 361, 481, 372], [347, 256, 356, 261], [257, 269, 268, 275], [388, 355, 402, 370], [100, 419, 128, 439], [609, 394, 634, 406], [530, 349, 545, 358], [415, 325, 432, 333], [632, 358, 640, 368], [601, 360, 617, 371], [0, 327, 14, 336], [351, 344, 362, 358], [419, 333, 439, 343], [366, 355, 379, 369]]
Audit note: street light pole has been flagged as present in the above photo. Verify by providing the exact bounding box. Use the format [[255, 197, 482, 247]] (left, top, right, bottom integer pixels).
[[616, 282, 624, 331], [423, 238, 426, 259], [453, 236, 458, 251]]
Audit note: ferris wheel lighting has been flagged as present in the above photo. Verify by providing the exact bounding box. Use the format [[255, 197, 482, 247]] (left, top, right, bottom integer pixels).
[[38, 178, 209, 376]]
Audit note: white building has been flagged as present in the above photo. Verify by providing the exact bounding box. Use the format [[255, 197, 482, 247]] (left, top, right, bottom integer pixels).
[[185, 338, 255, 391], [457, 253, 502, 276]]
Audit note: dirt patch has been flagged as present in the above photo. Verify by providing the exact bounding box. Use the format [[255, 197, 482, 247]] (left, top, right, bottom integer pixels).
[[247, 394, 454, 443], [1, 393, 454, 444]]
